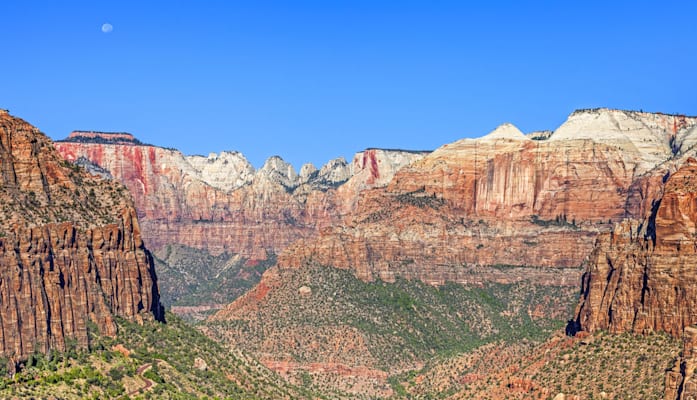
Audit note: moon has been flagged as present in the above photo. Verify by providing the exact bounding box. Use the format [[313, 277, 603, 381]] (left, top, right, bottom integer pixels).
[[101, 23, 113, 33]]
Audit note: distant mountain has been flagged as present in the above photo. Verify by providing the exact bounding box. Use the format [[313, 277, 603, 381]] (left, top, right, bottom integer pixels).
[[279, 109, 697, 279], [207, 108, 697, 395], [56, 131, 428, 258], [61, 130, 145, 145], [56, 133, 427, 312], [54, 108, 697, 398]]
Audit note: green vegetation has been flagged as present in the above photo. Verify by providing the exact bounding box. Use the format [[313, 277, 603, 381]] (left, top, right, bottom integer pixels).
[[0, 313, 312, 399], [393, 330, 679, 399], [153, 244, 275, 316], [205, 264, 576, 371], [531, 214, 579, 229], [534, 331, 678, 399], [58, 135, 145, 146], [395, 188, 445, 209]]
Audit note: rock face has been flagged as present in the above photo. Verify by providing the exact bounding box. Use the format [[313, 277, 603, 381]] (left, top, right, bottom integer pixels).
[[54, 108, 697, 343], [203, 108, 697, 396], [0, 112, 162, 362], [55, 136, 427, 259], [63, 130, 142, 145], [665, 326, 697, 400], [278, 110, 697, 284], [186, 151, 254, 192], [574, 158, 697, 337], [56, 109, 697, 281]]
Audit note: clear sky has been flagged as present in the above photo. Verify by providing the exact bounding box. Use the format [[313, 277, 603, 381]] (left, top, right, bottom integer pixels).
[[1, 1, 696, 169]]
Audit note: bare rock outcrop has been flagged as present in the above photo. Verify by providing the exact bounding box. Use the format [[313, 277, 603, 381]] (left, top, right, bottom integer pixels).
[[55, 137, 425, 259], [279, 110, 697, 285], [665, 326, 697, 400], [574, 158, 697, 337], [186, 151, 255, 192], [0, 112, 163, 362]]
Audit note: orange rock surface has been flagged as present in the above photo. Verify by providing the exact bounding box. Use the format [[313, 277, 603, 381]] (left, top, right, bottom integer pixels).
[[665, 326, 697, 400], [0, 112, 162, 361], [54, 139, 424, 260], [280, 110, 697, 283], [574, 158, 697, 337]]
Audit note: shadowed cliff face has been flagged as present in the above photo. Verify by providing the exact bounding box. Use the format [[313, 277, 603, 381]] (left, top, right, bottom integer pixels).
[[0, 111, 163, 362], [665, 326, 697, 400], [574, 158, 697, 337]]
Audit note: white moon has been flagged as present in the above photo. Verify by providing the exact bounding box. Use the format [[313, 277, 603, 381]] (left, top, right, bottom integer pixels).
[[101, 23, 113, 33]]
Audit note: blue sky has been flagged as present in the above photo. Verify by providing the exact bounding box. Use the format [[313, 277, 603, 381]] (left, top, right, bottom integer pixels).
[[1, 1, 695, 168]]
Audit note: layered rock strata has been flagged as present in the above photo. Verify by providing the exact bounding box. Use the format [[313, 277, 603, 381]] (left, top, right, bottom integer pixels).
[[665, 326, 697, 400], [279, 110, 697, 284], [201, 108, 697, 396], [0, 112, 162, 361], [574, 158, 697, 337], [55, 138, 427, 259], [56, 109, 697, 280]]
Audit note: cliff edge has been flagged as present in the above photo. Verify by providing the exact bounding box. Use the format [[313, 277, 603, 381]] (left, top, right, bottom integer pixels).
[[0, 112, 163, 364]]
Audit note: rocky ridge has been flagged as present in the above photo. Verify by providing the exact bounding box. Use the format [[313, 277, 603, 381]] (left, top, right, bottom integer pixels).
[[573, 158, 697, 337], [0, 111, 163, 363], [205, 263, 576, 398], [63, 130, 143, 145], [48, 107, 697, 398], [277, 109, 697, 284], [205, 108, 697, 396], [55, 136, 427, 260], [666, 325, 697, 400]]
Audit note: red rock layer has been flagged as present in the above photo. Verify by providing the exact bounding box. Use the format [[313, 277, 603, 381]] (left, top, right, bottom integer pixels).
[[56, 110, 697, 277], [0, 112, 162, 361], [665, 326, 697, 400], [279, 194, 590, 283], [278, 136, 651, 284], [279, 106, 697, 285], [54, 142, 327, 258], [54, 142, 420, 260], [389, 138, 637, 222], [0, 210, 161, 359], [574, 159, 697, 337], [66, 131, 138, 143]]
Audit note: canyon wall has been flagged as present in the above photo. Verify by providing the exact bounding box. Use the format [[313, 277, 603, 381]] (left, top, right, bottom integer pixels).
[[55, 109, 697, 293], [56, 109, 697, 279], [55, 138, 427, 259], [665, 325, 697, 400], [574, 158, 697, 337], [0, 111, 162, 361], [278, 110, 697, 284]]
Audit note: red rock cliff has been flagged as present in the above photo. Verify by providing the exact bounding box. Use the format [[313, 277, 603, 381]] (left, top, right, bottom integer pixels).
[[279, 111, 697, 284], [0, 112, 162, 362], [574, 158, 697, 337], [665, 325, 697, 400], [54, 138, 425, 259]]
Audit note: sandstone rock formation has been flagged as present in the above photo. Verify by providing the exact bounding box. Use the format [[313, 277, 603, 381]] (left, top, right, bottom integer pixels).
[[278, 109, 697, 285], [0, 112, 162, 362], [63, 130, 142, 144], [199, 108, 697, 397], [57, 109, 697, 287], [55, 109, 697, 359], [55, 137, 426, 259], [665, 326, 697, 400], [186, 151, 255, 192], [574, 158, 697, 337]]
